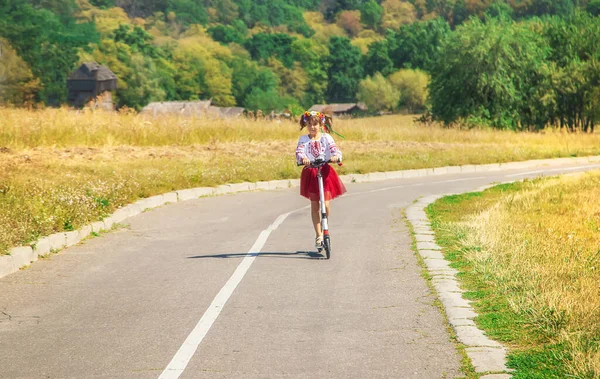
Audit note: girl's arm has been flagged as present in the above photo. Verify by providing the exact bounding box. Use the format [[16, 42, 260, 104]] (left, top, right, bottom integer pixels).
[[327, 135, 342, 161], [296, 138, 308, 163]]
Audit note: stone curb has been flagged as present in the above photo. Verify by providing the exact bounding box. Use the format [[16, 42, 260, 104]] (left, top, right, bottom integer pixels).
[[407, 186, 515, 376], [1, 154, 599, 288]]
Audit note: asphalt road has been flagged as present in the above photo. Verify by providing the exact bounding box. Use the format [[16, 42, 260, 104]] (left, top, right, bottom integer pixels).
[[1, 162, 599, 379]]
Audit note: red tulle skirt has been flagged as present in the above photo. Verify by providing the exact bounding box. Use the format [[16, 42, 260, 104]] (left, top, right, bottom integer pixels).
[[300, 164, 347, 201]]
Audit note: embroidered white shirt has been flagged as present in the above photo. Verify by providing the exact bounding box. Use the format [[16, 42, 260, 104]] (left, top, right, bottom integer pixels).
[[296, 134, 341, 163]]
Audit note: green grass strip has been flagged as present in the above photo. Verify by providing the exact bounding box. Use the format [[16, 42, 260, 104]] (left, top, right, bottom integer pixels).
[[426, 182, 575, 379]]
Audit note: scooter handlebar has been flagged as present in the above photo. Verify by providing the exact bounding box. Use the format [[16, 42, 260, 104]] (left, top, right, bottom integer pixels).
[[297, 158, 343, 167]]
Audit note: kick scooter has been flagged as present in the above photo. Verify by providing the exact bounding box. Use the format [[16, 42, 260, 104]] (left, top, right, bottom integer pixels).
[[299, 158, 340, 259]]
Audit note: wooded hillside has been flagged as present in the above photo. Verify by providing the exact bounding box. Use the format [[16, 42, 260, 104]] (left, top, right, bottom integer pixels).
[[1, 0, 600, 130]]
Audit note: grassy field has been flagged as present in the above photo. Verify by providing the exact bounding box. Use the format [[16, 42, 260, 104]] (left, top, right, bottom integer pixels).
[[2, 107, 600, 254], [427, 173, 600, 378]]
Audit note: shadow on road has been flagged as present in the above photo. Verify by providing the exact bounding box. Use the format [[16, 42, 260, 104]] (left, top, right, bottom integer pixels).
[[187, 251, 325, 260]]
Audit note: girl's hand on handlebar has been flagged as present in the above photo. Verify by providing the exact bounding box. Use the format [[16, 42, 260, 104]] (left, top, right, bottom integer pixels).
[[302, 157, 310, 166], [330, 155, 340, 163]]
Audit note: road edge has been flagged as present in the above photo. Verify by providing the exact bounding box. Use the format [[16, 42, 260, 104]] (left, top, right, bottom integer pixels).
[[406, 188, 512, 379]]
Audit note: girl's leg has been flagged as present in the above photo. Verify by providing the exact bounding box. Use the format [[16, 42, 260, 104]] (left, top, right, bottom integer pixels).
[[312, 200, 332, 236], [311, 200, 322, 238]]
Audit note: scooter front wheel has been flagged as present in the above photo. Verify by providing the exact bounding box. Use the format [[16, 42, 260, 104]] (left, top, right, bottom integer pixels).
[[323, 235, 331, 260]]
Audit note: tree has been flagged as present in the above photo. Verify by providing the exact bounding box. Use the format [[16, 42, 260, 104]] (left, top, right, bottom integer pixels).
[[381, 0, 417, 30], [267, 58, 308, 101], [155, 55, 178, 102], [244, 33, 296, 68], [452, 0, 469, 26], [78, 5, 130, 36], [588, 0, 600, 16], [117, 53, 167, 109], [88, 39, 167, 109], [291, 38, 330, 106], [411, 0, 428, 18], [361, 0, 383, 30], [336, 10, 363, 37], [510, 0, 575, 18], [428, 17, 550, 129], [388, 69, 429, 112], [357, 73, 400, 112], [244, 88, 299, 112], [115, 0, 168, 18], [174, 31, 237, 106], [166, 0, 209, 26], [461, 0, 491, 19], [543, 12, 600, 131], [0, 1, 98, 104], [0, 39, 40, 105], [363, 40, 394, 76], [213, 0, 239, 23], [235, 0, 314, 36], [203, 58, 236, 106], [113, 24, 159, 57], [207, 25, 245, 45], [321, 0, 363, 21], [230, 57, 279, 107], [26, 0, 80, 21], [485, 1, 514, 20], [425, 0, 455, 21], [387, 18, 450, 72], [547, 59, 600, 131], [89, 0, 116, 9], [171, 46, 207, 100], [303, 11, 346, 43], [326, 36, 363, 102]]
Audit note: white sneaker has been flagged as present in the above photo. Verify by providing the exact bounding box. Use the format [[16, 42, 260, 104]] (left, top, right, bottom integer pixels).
[[315, 236, 323, 250]]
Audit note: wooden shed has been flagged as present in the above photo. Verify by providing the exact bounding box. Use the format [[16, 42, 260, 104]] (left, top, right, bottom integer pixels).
[[141, 100, 213, 117], [141, 100, 245, 119], [206, 106, 245, 118], [309, 103, 368, 117], [67, 62, 117, 109]]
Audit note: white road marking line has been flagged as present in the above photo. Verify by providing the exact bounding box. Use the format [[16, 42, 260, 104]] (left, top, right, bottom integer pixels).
[[505, 165, 600, 178], [158, 208, 305, 379]]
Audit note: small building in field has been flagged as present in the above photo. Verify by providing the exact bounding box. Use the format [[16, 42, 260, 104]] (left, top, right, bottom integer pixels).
[[67, 62, 117, 110], [141, 100, 212, 117], [309, 103, 368, 117], [206, 106, 245, 118], [141, 100, 245, 119]]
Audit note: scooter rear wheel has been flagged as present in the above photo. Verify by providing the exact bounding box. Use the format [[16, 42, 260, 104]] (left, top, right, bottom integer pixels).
[[323, 235, 331, 260]]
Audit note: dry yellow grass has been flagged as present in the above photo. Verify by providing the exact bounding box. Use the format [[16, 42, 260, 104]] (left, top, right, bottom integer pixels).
[[2, 106, 600, 254], [448, 172, 600, 376]]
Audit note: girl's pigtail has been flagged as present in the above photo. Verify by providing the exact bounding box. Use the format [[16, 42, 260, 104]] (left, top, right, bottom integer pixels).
[[323, 115, 333, 133], [299, 113, 308, 130], [323, 115, 345, 139]]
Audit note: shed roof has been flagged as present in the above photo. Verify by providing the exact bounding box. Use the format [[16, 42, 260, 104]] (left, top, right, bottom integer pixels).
[[141, 101, 245, 118], [207, 106, 245, 118], [309, 103, 367, 113], [69, 62, 117, 81], [141, 100, 213, 116]]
